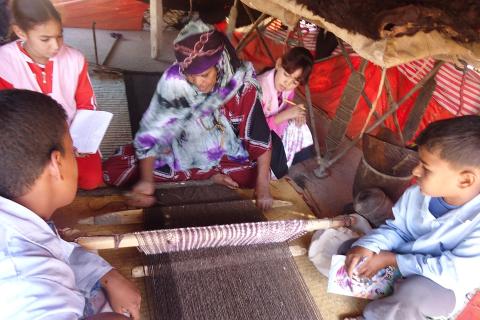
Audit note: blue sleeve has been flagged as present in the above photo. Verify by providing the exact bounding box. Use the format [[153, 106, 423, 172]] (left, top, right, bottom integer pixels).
[[67, 243, 113, 294], [353, 189, 415, 253], [396, 228, 480, 291]]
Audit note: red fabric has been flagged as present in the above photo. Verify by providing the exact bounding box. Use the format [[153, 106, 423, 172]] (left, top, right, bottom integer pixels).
[[457, 292, 480, 320], [0, 76, 13, 89], [74, 59, 96, 110], [52, 0, 148, 31], [17, 43, 96, 110], [299, 55, 454, 142], [103, 144, 257, 188], [232, 32, 291, 74], [235, 35, 456, 142], [76, 152, 103, 190], [223, 81, 271, 160]]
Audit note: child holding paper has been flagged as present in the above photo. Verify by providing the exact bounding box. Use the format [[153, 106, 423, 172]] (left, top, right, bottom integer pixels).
[[344, 116, 480, 319], [257, 47, 314, 167], [0, 0, 103, 190]]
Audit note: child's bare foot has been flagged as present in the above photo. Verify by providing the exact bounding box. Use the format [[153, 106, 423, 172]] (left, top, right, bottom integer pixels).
[[210, 173, 239, 189]]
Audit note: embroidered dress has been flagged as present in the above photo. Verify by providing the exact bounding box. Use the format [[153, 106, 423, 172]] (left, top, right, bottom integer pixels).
[[103, 19, 273, 187], [257, 68, 313, 167]]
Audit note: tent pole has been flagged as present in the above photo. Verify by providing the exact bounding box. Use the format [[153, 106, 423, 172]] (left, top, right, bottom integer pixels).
[[242, 3, 275, 64], [314, 61, 443, 177], [235, 14, 269, 53], [226, 0, 239, 41]]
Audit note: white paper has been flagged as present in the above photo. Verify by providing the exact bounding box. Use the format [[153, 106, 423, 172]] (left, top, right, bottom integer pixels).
[[327, 255, 400, 300], [70, 110, 113, 154]]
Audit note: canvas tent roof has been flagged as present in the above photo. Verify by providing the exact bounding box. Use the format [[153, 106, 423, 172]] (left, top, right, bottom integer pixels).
[[241, 0, 480, 69]]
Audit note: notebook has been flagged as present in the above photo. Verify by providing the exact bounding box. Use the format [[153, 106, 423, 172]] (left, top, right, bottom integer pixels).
[[327, 255, 401, 300]]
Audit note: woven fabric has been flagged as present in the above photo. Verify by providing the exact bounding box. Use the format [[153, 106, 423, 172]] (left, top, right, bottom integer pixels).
[[143, 242, 322, 320], [135, 219, 308, 255]]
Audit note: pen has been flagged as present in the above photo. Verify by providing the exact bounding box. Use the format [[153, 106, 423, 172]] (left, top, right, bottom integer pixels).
[[283, 99, 306, 110]]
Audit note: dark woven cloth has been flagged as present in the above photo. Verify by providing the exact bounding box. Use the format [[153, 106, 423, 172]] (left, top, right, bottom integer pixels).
[[141, 185, 321, 319], [0, 0, 10, 45], [143, 243, 322, 320]]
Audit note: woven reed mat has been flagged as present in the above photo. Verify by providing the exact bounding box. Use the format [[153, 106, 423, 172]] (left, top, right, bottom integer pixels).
[[90, 73, 133, 158], [143, 242, 321, 320]]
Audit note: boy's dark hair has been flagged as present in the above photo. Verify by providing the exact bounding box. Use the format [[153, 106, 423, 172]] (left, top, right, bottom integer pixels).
[[12, 0, 61, 31], [415, 115, 480, 168], [0, 89, 67, 198], [281, 46, 314, 85]]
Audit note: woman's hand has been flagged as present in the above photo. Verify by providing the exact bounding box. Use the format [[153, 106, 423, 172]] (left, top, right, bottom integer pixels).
[[100, 269, 141, 320], [127, 180, 156, 207], [254, 181, 273, 210]]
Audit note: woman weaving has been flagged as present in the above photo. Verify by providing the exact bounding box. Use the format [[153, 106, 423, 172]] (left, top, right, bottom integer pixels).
[[104, 19, 287, 210]]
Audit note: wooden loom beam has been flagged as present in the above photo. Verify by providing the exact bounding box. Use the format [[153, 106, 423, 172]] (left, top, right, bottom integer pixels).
[[76, 216, 355, 251], [77, 199, 294, 225]]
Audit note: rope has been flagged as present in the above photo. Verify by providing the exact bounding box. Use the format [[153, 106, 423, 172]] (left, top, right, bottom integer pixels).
[[359, 67, 387, 138]]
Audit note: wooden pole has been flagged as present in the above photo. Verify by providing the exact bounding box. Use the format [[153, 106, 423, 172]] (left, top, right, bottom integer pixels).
[[78, 200, 294, 225], [150, 0, 164, 59], [75, 216, 355, 250]]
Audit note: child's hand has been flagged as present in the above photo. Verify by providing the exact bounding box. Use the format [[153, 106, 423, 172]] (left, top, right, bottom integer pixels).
[[354, 251, 397, 279], [294, 115, 307, 127], [345, 246, 374, 277], [283, 105, 306, 121], [100, 269, 141, 319]]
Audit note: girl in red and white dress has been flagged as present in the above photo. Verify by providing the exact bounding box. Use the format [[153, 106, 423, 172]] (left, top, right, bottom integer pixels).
[[0, 0, 103, 190]]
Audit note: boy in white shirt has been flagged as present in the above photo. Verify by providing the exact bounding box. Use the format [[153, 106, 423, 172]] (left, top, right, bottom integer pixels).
[[345, 115, 480, 320], [0, 89, 141, 319]]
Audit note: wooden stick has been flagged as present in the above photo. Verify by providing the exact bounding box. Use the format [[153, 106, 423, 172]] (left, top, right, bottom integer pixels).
[[130, 244, 308, 278], [75, 216, 355, 250], [77, 209, 144, 225], [77, 200, 294, 225]]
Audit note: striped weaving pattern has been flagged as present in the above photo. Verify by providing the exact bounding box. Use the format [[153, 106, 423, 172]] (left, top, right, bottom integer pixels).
[[263, 19, 318, 50], [397, 59, 480, 116], [135, 219, 308, 255]]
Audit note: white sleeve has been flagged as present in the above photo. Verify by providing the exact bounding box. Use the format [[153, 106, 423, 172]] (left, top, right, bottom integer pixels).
[[353, 188, 415, 253], [66, 242, 113, 293], [0, 258, 85, 319], [396, 227, 480, 291]]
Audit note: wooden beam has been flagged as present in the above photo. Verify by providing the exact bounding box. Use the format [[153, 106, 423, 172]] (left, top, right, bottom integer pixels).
[[77, 200, 295, 225], [150, 0, 164, 59], [75, 216, 355, 250]]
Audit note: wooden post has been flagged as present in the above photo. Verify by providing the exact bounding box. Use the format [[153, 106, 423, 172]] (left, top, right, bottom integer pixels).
[[150, 0, 164, 59]]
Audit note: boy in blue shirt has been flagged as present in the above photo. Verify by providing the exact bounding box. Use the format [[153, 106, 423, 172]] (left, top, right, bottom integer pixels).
[[0, 89, 141, 319], [345, 115, 480, 319]]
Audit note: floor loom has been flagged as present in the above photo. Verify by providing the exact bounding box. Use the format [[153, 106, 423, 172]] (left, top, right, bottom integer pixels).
[[77, 208, 353, 319]]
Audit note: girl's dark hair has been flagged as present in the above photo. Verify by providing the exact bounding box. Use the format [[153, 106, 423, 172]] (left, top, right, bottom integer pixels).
[[12, 0, 61, 31], [281, 46, 314, 85]]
